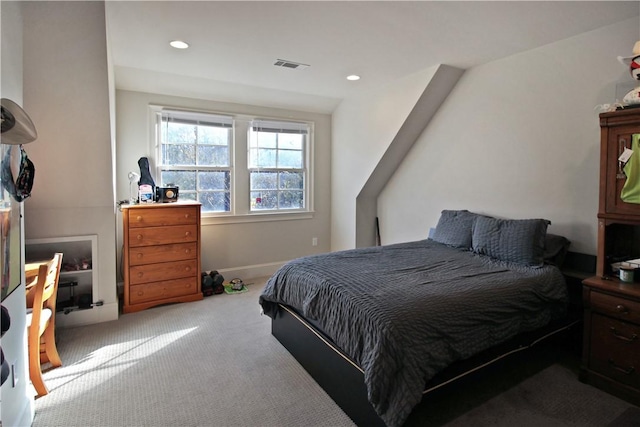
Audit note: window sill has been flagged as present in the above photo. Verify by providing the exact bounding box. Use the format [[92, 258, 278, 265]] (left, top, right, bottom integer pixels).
[[201, 211, 314, 226]]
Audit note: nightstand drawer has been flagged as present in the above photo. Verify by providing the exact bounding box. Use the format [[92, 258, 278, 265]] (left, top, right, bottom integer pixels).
[[591, 291, 640, 324], [591, 314, 640, 389], [129, 259, 198, 285], [129, 277, 199, 305], [128, 206, 199, 228], [129, 242, 197, 266], [129, 225, 197, 247]]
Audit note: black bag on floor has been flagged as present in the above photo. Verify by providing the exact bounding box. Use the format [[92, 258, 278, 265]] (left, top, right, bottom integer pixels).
[[202, 271, 224, 296]]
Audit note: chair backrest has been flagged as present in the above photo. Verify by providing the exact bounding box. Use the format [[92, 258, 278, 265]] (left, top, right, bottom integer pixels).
[[29, 253, 63, 334]]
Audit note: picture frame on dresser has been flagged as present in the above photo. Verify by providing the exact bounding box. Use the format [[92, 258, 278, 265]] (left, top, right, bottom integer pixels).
[[581, 108, 640, 405], [121, 201, 202, 314]]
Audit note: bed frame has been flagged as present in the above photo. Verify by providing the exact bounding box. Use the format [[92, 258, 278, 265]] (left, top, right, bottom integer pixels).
[[271, 302, 581, 426]]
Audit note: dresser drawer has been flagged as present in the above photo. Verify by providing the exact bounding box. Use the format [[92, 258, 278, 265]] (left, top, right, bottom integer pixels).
[[590, 313, 640, 389], [129, 242, 197, 266], [591, 291, 640, 324], [129, 224, 197, 247], [129, 277, 199, 305], [128, 206, 199, 228], [129, 259, 198, 285]]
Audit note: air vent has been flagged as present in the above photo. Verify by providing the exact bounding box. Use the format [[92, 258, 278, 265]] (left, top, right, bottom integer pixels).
[[274, 59, 310, 70]]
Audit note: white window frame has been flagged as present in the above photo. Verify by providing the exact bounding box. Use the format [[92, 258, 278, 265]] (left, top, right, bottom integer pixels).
[[248, 119, 310, 213], [153, 107, 234, 214], [150, 105, 314, 224]]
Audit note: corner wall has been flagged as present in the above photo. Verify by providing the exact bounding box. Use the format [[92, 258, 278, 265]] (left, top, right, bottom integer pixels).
[[377, 18, 638, 254], [356, 64, 464, 248], [331, 66, 442, 251], [332, 18, 640, 254], [22, 1, 118, 325]]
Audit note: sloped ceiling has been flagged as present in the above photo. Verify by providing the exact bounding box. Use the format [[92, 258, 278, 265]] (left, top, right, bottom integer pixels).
[[105, 1, 640, 113]]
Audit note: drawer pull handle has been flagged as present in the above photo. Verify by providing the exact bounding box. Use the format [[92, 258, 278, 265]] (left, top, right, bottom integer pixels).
[[136, 253, 143, 259], [136, 216, 143, 222], [136, 234, 143, 241], [609, 327, 638, 342], [137, 272, 144, 278], [616, 304, 629, 314], [185, 231, 191, 237], [608, 359, 635, 375]]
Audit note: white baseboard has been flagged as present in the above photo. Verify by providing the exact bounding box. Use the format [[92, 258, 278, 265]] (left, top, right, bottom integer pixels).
[[215, 261, 286, 282], [56, 302, 119, 328]]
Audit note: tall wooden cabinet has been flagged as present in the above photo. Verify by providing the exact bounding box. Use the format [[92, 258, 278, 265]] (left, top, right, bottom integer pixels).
[[122, 201, 202, 314], [581, 108, 640, 404]]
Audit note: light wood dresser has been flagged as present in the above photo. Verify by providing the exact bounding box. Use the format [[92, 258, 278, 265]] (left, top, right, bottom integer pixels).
[[122, 201, 202, 313]]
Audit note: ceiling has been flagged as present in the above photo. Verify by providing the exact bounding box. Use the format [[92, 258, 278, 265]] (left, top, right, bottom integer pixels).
[[105, 1, 640, 113]]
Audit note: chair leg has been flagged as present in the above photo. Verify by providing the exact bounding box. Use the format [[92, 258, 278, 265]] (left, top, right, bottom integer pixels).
[[28, 341, 48, 397], [42, 325, 62, 368]]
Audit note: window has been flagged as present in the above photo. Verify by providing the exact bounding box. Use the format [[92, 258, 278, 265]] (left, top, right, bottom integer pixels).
[[249, 120, 309, 212], [153, 107, 313, 219], [156, 110, 233, 213]]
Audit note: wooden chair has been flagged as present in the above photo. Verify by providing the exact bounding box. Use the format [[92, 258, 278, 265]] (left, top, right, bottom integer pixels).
[[26, 253, 63, 397]]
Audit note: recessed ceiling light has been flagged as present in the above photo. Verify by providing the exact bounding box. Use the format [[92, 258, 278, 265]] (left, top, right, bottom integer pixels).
[[346, 75, 360, 81], [170, 40, 189, 49]]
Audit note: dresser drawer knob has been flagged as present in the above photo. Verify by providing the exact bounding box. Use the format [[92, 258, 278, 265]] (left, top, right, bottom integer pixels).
[[615, 304, 629, 314], [185, 266, 191, 272], [136, 253, 143, 259], [136, 234, 143, 241], [137, 272, 144, 278], [609, 327, 638, 342], [136, 216, 143, 222], [185, 231, 191, 237], [608, 359, 635, 375]]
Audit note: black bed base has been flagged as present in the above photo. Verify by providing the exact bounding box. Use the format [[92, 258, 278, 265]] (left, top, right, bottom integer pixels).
[[271, 304, 581, 427], [272, 304, 386, 426]]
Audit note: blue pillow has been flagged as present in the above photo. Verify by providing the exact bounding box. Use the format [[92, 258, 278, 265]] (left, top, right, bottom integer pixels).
[[430, 210, 479, 249], [472, 216, 550, 267]]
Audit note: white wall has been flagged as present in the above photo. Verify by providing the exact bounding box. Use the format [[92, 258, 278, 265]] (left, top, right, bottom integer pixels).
[[21, 1, 118, 325], [0, 2, 35, 425], [115, 90, 332, 278], [331, 66, 440, 251], [378, 18, 637, 255]]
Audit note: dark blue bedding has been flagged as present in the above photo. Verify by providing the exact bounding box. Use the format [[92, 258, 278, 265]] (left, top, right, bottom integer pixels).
[[259, 239, 568, 427]]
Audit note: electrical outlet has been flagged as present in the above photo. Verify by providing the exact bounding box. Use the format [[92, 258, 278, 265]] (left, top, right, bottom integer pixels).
[[312, 237, 318, 246]]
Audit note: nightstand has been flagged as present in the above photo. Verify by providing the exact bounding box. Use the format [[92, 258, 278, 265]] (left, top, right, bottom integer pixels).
[[581, 276, 640, 404]]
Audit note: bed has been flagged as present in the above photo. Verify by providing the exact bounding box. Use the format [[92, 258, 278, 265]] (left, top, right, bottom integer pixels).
[[259, 210, 576, 427]]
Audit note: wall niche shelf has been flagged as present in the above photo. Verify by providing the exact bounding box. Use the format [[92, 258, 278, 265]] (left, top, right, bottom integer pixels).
[[25, 234, 101, 327]]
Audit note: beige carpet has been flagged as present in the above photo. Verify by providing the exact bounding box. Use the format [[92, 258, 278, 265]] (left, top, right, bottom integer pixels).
[[33, 279, 637, 427]]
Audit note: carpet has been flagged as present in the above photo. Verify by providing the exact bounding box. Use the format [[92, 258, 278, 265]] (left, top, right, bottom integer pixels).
[[608, 407, 640, 426], [32, 279, 638, 427]]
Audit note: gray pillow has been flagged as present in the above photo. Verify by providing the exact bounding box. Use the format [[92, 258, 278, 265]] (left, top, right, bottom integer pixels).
[[472, 216, 550, 267], [430, 210, 479, 249], [543, 234, 571, 267]]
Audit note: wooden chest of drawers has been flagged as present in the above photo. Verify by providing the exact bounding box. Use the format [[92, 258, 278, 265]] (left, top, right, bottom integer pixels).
[[581, 277, 640, 404], [122, 202, 202, 313]]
